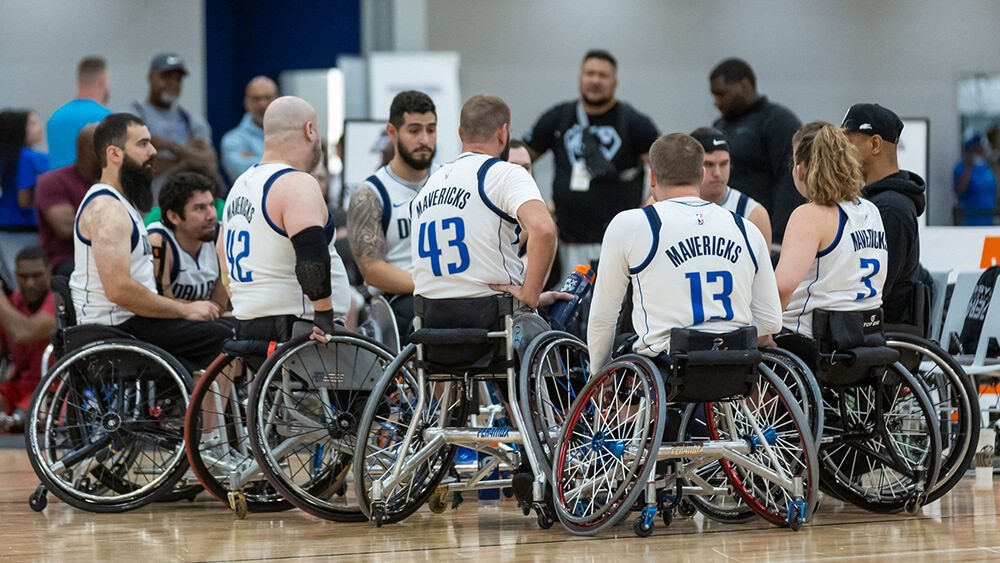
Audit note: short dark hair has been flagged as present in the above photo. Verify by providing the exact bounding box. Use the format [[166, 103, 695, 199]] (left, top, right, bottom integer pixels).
[[158, 171, 217, 230], [510, 138, 527, 150], [93, 113, 145, 168], [15, 246, 48, 266], [710, 58, 756, 89], [583, 49, 617, 69], [78, 56, 107, 84], [389, 90, 436, 129], [460, 95, 510, 144], [649, 133, 704, 187]]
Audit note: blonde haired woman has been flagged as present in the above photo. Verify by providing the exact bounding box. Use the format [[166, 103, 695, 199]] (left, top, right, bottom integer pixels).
[[775, 121, 888, 337]]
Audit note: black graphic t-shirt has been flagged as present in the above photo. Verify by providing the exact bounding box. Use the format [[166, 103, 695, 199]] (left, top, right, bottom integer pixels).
[[958, 266, 1000, 356], [525, 101, 658, 243]]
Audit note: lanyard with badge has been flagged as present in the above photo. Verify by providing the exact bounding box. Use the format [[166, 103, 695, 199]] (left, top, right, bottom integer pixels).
[[570, 102, 592, 192]]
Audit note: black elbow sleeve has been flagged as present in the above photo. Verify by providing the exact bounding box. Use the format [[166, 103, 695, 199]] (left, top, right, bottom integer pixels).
[[291, 226, 332, 301]]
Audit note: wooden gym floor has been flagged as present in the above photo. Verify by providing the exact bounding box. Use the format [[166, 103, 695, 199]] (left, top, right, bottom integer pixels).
[[2, 447, 999, 562]]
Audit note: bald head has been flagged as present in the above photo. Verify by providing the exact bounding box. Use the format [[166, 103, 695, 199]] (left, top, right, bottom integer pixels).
[[74, 123, 101, 181], [261, 96, 323, 172], [245, 76, 278, 125]]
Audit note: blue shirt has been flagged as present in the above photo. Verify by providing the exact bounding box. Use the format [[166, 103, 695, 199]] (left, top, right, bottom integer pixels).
[[0, 147, 48, 228], [220, 113, 264, 182], [953, 160, 997, 226], [46, 99, 112, 169]]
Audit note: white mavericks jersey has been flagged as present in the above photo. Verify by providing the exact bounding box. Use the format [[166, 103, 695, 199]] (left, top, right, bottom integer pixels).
[[224, 163, 351, 320], [411, 152, 543, 300], [70, 184, 156, 325], [147, 222, 219, 301], [718, 186, 761, 219], [363, 163, 439, 272], [587, 196, 781, 372], [784, 198, 888, 337]]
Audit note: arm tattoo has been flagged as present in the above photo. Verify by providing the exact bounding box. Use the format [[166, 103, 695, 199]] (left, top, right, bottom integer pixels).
[[347, 186, 388, 270]]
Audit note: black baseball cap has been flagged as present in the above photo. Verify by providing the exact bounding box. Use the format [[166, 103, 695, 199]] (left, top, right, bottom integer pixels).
[[149, 52, 188, 75], [841, 103, 903, 144], [690, 128, 730, 153]]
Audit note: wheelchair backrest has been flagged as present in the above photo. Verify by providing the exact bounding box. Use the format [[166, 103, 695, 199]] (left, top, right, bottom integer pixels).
[[663, 326, 761, 403], [811, 308, 899, 386], [411, 294, 513, 376], [50, 275, 76, 329]]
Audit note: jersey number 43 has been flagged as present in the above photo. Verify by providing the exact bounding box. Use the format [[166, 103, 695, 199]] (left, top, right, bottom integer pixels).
[[418, 217, 470, 277]]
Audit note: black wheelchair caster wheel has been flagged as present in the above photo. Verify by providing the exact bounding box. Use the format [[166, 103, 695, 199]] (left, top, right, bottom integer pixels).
[[29, 486, 47, 512], [788, 505, 803, 531], [633, 515, 653, 537], [662, 509, 673, 527], [677, 499, 697, 518], [536, 509, 554, 529]]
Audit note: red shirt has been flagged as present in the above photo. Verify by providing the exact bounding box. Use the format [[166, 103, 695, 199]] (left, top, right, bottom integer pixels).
[[0, 291, 55, 389], [35, 164, 91, 268]]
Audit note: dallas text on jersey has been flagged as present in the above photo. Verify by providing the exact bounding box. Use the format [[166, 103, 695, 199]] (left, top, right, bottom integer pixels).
[[227, 196, 255, 224], [412, 186, 471, 218], [664, 235, 743, 267]]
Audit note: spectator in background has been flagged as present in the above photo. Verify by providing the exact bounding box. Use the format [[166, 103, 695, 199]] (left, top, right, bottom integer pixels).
[[131, 52, 217, 201], [220, 76, 278, 182], [0, 110, 48, 289], [46, 56, 111, 169], [710, 58, 802, 246], [508, 138, 532, 174], [0, 247, 55, 430], [524, 50, 659, 278], [35, 124, 100, 277], [953, 134, 997, 226]]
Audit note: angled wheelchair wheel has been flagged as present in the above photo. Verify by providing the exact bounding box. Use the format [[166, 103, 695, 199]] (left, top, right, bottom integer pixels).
[[817, 362, 941, 513], [708, 364, 819, 527], [761, 348, 824, 446], [519, 330, 590, 481], [185, 353, 291, 512], [677, 404, 758, 524], [887, 332, 978, 504], [247, 330, 395, 521], [357, 295, 401, 355], [25, 339, 193, 512], [352, 344, 471, 524], [551, 355, 666, 535]]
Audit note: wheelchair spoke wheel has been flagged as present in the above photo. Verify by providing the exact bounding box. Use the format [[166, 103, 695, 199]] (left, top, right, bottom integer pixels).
[[761, 348, 824, 446], [26, 340, 192, 512], [551, 355, 665, 535], [186, 353, 290, 512], [352, 345, 470, 524], [247, 331, 395, 521]]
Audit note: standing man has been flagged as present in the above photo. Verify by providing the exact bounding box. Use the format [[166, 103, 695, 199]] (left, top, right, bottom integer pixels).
[[524, 50, 658, 277], [710, 58, 802, 245], [587, 133, 781, 372], [131, 52, 217, 199], [70, 113, 228, 371], [35, 124, 101, 276], [220, 76, 279, 182], [147, 171, 227, 312], [221, 96, 351, 344], [690, 127, 772, 250], [0, 247, 55, 429], [347, 90, 437, 334], [412, 94, 558, 310], [47, 56, 112, 169], [843, 104, 926, 326], [953, 134, 997, 226]]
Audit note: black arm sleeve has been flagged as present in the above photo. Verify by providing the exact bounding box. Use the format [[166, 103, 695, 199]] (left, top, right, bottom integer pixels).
[[291, 226, 332, 302]]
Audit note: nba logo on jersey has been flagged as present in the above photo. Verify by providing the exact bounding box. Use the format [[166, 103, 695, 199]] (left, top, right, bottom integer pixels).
[[696, 213, 704, 225]]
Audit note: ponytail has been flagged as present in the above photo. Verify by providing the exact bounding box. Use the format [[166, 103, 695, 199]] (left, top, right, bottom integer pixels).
[[792, 121, 862, 206]]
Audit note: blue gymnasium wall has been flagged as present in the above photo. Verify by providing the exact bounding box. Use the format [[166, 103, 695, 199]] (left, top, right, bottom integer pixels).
[[205, 0, 362, 151]]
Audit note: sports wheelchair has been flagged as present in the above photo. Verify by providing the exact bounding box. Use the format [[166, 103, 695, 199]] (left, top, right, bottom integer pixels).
[[351, 294, 589, 527], [775, 308, 943, 514], [25, 276, 194, 512], [551, 326, 820, 536]]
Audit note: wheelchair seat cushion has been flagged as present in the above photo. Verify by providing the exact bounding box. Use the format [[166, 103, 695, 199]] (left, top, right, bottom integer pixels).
[[62, 324, 135, 354], [412, 295, 512, 374]]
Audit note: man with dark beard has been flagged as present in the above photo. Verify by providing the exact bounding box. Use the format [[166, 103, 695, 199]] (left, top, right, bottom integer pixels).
[[147, 171, 227, 310], [347, 90, 438, 336], [524, 50, 658, 279], [69, 112, 229, 371]]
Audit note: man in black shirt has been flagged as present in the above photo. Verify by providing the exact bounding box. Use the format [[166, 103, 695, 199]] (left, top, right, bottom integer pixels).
[[710, 58, 802, 247], [843, 103, 926, 326], [524, 50, 658, 277]]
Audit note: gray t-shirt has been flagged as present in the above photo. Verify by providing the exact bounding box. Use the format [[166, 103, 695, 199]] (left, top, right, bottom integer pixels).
[[131, 100, 213, 197]]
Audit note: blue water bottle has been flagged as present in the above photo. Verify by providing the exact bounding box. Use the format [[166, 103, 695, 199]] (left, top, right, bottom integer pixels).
[[546, 265, 596, 331]]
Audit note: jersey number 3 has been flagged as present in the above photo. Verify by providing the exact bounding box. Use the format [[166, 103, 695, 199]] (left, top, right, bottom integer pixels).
[[225, 230, 253, 282], [686, 270, 734, 324], [856, 258, 880, 300], [418, 218, 470, 276]]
